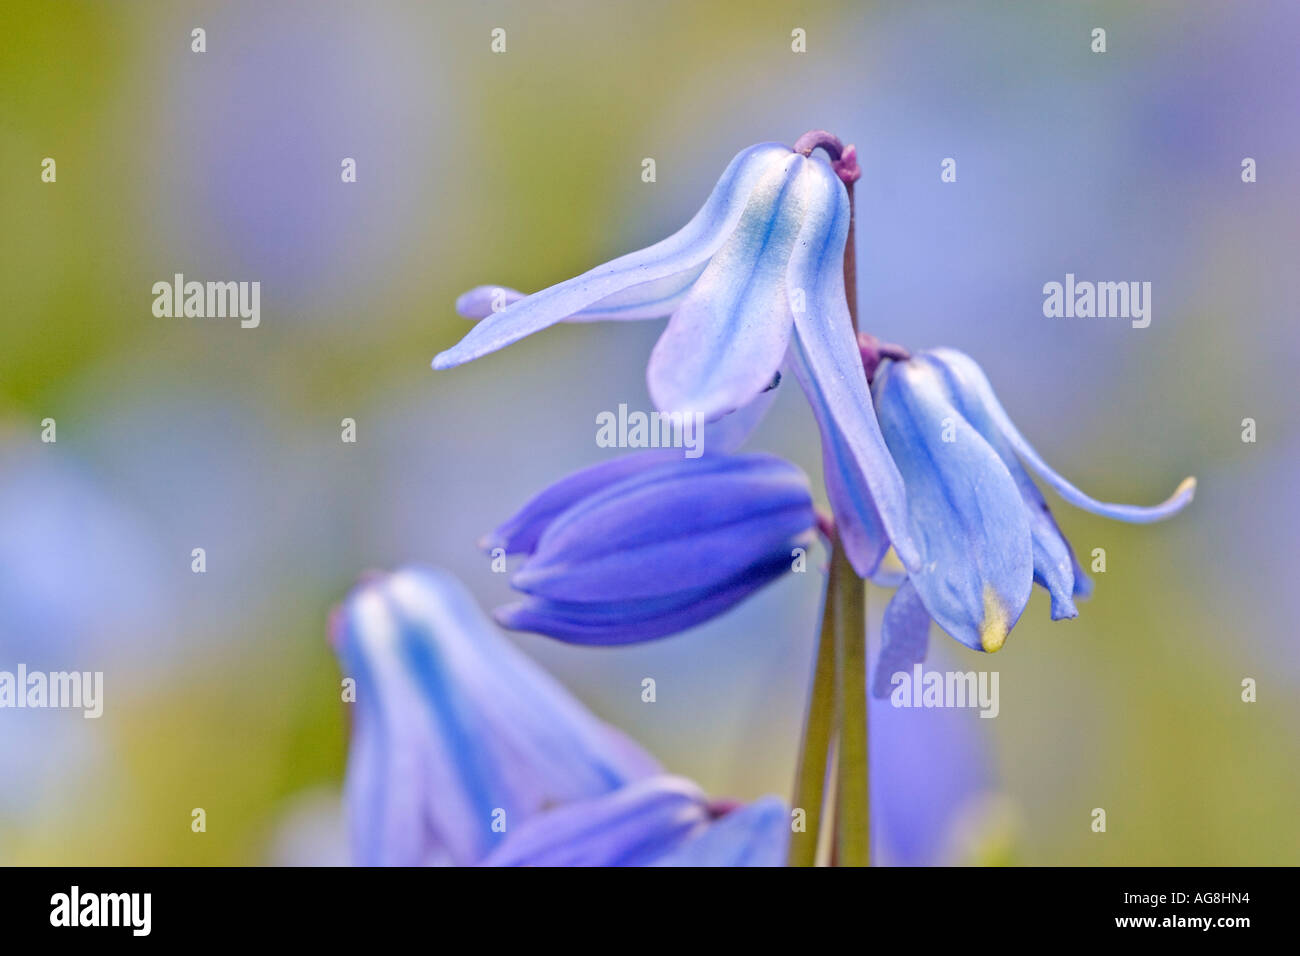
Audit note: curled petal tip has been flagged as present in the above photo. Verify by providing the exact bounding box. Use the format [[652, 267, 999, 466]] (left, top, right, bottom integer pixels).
[[1133, 474, 1196, 522]]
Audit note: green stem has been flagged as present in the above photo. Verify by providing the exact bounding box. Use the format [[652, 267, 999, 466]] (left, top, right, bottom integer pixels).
[[788, 539, 840, 867], [834, 549, 869, 866]]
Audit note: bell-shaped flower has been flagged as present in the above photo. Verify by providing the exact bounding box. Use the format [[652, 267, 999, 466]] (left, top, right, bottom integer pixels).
[[331, 566, 789, 867], [329, 566, 660, 865], [487, 452, 817, 644], [481, 776, 790, 867], [869, 348, 1195, 657], [434, 139, 919, 578]]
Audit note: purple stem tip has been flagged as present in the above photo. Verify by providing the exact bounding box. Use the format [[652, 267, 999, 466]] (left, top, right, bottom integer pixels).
[[793, 129, 862, 185], [857, 331, 911, 384]]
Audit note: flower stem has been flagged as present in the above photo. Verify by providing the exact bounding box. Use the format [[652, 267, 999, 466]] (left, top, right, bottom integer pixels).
[[834, 143, 870, 866], [834, 551, 870, 866], [843, 179, 859, 330], [788, 538, 840, 867]]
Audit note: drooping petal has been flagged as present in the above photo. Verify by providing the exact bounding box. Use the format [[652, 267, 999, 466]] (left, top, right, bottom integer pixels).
[[331, 567, 659, 866], [645, 152, 805, 421], [512, 454, 813, 602], [1072, 549, 1094, 599], [480, 776, 711, 867], [785, 156, 919, 575], [871, 579, 931, 699], [433, 143, 792, 370], [456, 266, 706, 323], [873, 359, 1034, 652], [651, 796, 790, 866], [919, 352, 1080, 619], [926, 348, 1196, 523], [792, 347, 890, 575], [495, 551, 796, 645], [1026, 504, 1080, 620], [568, 266, 708, 322]]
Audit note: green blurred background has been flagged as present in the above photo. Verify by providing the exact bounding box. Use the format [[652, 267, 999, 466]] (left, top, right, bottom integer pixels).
[[1, 0, 1297, 864]]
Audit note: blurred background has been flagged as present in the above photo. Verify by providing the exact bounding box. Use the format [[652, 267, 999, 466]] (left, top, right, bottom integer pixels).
[[1, 0, 1296, 864]]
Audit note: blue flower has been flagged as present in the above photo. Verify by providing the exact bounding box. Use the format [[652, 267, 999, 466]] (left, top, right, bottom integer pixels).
[[329, 566, 660, 865], [487, 452, 817, 644], [869, 348, 1195, 658], [434, 140, 919, 578], [330, 566, 789, 866]]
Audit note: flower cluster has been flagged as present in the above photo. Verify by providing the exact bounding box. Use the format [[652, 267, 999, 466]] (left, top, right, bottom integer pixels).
[[434, 138, 1195, 659], [329, 132, 1196, 868]]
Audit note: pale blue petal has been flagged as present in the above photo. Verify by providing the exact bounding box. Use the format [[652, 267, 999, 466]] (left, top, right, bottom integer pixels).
[[871, 579, 931, 699], [481, 776, 710, 867], [792, 338, 889, 575], [921, 352, 1080, 619], [873, 359, 1033, 652], [1072, 550, 1094, 599], [651, 796, 790, 866], [786, 157, 919, 575], [332, 567, 660, 866], [456, 266, 706, 323], [927, 348, 1196, 523], [645, 152, 804, 421], [454, 285, 525, 318], [1027, 505, 1080, 620], [568, 266, 707, 321], [434, 143, 791, 369]]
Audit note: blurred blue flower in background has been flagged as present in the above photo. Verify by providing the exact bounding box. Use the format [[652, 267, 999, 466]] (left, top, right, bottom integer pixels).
[[650, 794, 790, 867], [0, 447, 171, 823], [150, 1, 448, 319], [331, 566, 790, 866], [482, 776, 789, 867], [490, 453, 816, 644], [869, 674, 997, 866], [330, 566, 659, 865], [0, 449, 171, 666]]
